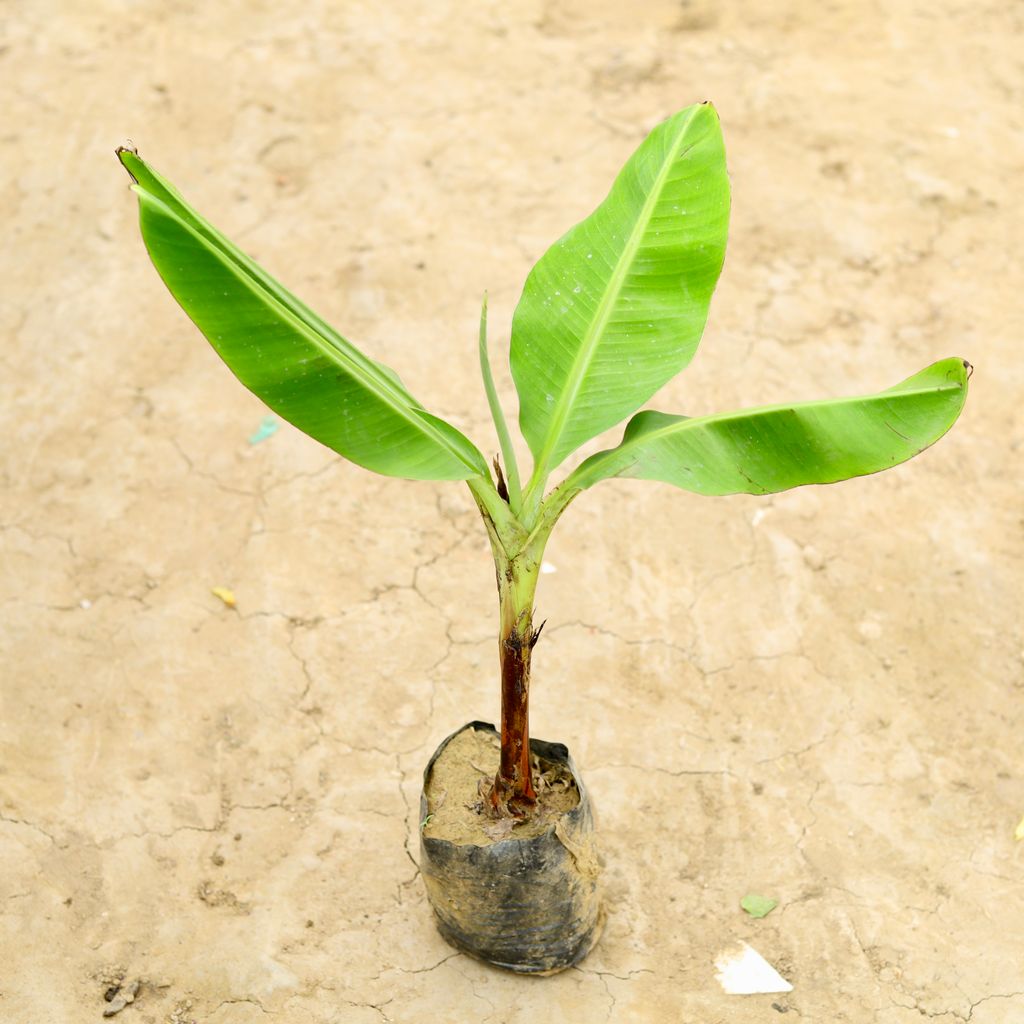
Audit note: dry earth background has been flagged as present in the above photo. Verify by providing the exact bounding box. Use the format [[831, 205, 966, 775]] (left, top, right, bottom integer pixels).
[[2, 1, 1022, 1021]]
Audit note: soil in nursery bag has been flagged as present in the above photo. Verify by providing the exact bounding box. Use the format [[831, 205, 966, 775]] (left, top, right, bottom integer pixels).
[[419, 721, 603, 975]]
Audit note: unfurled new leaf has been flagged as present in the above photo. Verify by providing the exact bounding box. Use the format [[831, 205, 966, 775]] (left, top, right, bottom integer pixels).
[[117, 149, 488, 482], [511, 103, 730, 485]]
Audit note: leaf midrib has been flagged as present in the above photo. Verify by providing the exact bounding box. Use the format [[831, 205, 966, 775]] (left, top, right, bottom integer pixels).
[[532, 105, 703, 479], [139, 189, 482, 476]]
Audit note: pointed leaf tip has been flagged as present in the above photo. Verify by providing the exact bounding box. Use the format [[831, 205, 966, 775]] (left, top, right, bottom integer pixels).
[[116, 144, 141, 183]]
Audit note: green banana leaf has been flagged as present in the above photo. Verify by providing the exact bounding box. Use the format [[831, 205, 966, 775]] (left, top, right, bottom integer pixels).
[[556, 357, 969, 501], [117, 149, 488, 482], [510, 103, 730, 482]]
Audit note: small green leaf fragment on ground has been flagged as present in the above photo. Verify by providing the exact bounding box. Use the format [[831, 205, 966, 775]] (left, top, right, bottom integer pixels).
[[740, 893, 778, 918], [1014, 816, 1024, 841]]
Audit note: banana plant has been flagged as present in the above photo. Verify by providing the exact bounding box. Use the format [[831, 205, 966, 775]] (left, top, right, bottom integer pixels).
[[117, 102, 969, 818]]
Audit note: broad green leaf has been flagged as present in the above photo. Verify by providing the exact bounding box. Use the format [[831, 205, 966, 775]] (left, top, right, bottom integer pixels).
[[510, 103, 730, 484], [117, 149, 488, 482], [559, 358, 969, 499]]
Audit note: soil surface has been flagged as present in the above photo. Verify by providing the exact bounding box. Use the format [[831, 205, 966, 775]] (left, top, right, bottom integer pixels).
[[2, 2, 1022, 1023], [422, 726, 579, 845]]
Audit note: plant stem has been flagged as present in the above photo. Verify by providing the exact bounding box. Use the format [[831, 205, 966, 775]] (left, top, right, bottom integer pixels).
[[487, 539, 545, 816], [466, 475, 564, 818]]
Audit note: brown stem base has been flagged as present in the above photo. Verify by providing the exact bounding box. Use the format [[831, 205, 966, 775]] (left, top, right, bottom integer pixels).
[[486, 770, 535, 819], [485, 614, 545, 819]]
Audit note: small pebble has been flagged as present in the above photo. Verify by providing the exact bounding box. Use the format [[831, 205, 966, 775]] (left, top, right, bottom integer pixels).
[[103, 979, 140, 1017]]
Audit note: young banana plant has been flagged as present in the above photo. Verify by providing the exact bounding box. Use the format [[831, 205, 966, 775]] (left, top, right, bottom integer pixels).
[[117, 102, 969, 818]]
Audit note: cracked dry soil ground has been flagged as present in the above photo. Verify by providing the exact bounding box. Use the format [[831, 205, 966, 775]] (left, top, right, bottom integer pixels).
[[2, 2, 1022, 1022]]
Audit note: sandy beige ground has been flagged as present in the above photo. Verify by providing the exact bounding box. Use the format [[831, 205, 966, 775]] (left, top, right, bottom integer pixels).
[[2, 1, 1022, 1021]]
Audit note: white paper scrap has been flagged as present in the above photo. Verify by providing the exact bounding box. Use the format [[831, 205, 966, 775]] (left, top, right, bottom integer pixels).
[[714, 941, 793, 995], [541, 561, 557, 574]]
